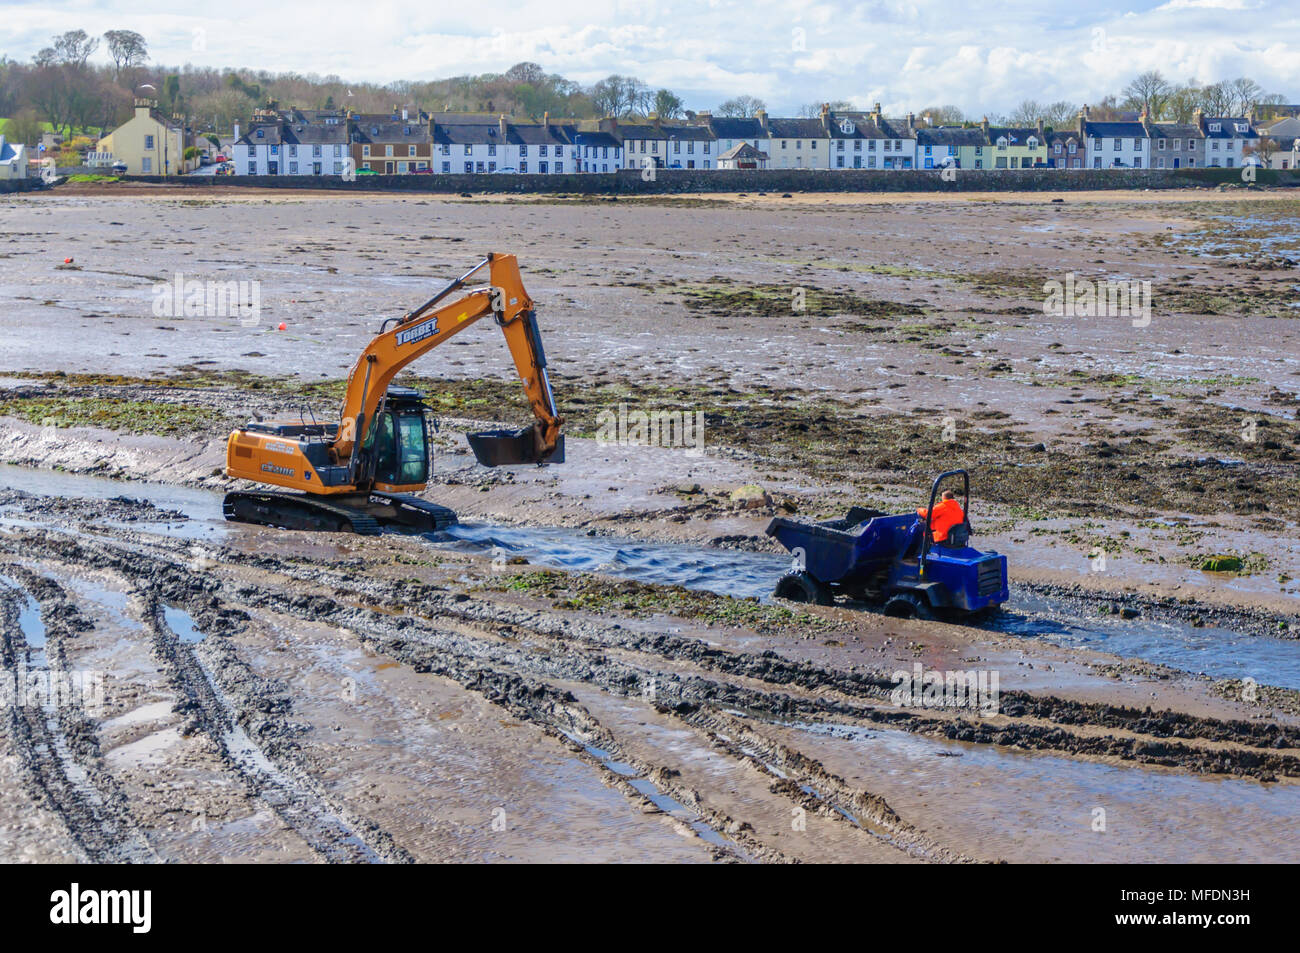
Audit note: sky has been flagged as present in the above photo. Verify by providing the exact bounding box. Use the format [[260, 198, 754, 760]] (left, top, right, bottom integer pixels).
[[1, 0, 1296, 115]]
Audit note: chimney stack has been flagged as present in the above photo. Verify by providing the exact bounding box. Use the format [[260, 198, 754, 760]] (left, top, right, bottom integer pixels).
[[500, 114, 508, 139], [1036, 117, 1044, 138], [756, 108, 769, 132]]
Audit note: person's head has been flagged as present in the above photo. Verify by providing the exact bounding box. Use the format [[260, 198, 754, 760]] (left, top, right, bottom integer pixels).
[[940, 490, 955, 501]]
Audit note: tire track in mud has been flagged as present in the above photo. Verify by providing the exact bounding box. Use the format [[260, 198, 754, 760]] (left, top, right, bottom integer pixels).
[[134, 595, 411, 864], [0, 568, 158, 863]]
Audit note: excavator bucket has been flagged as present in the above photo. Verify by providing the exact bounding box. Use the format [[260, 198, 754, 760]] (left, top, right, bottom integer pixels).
[[467, 427, 565, 466]]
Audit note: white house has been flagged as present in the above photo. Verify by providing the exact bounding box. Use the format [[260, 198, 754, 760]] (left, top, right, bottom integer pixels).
[[233, 119, 350, 175], [1200, 115, 1257, 168], [0, 135, 28, 180], [1082, 114, 1148, 169]]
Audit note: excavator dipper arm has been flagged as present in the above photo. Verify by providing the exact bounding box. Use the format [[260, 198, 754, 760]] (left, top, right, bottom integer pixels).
[[332, 253, 563, 465]]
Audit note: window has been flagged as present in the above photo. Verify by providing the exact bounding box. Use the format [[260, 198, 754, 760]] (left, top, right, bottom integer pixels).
[[810, 140, 816, 149], [838, 140, 845, 151], [781, 140, 788, 149], [1054, 143, 1062, 154], [362, 145, 371, 157], [145, 134, 155, 149], [1134, 157, 1142, 168], [464, 161, 472, 173], [1113, 139, 1121, 151], [1212, 140, 1220, 150], [1133, 139, 1142, 150], [254, 130, 262, 140], [408, 145, 416, 157], [384, 145, 393, 157], [1188, 157, 1196, 167], [673, 141, 680, 153], [519, 144, 527, 156], [441, 144, 450, 155], [854, 140, 861, 151], [868, 140, 877, 151], [703, 160, 710, 169], [975, 159, 983, 169], [867, 156, 876, 168], [465, 144, 472, 155], [397, 162, 407, 173], [1157, 157, 1165, 168], [703, 142, 710, 153], [1158, 138, 1166, 150], [519, 160, 527, 173], [650, 141, 658, 153], [476, 161, 485, 172], [488, 161, 496, 172], [554, 163, 562, 173], [488, 144, 496, 156], [539, 161, 548, 173], [1209, 122, 1221, 132], [836, 155, 844, 167], [313, 145, 322, 157], [1068, 142, 1076, 154], [290, 161, 298, 173], [271, 144, 279, 155], [687, 142, 694, 154]]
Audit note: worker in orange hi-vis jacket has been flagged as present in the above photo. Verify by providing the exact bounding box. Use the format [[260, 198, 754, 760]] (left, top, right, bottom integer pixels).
[[917, 490, 965, 543]]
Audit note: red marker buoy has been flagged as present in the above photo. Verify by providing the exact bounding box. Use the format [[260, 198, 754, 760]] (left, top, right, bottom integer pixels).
[[64, 257, 73, 264], [278, 322, 287, 331]]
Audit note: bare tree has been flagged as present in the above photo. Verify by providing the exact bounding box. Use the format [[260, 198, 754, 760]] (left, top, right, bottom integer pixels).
[[590, 75, 649, 117], [1227, 77, 1264, 115], [716, 95, 766, 117], [103, 30, 148, 81], [50, 30, 99, 69], [1199, 81, 1234, 116], [1122, 70, 1171, 118]]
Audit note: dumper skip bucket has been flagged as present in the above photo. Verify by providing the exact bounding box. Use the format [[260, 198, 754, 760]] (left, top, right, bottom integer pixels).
[[466, 427, 565, 466]]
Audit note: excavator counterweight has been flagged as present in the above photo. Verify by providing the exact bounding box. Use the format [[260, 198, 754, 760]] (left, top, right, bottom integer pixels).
[[222, 254, 563, 534]]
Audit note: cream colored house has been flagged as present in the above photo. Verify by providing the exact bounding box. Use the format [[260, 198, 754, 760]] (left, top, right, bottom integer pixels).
[[97, 100, 195, 175]]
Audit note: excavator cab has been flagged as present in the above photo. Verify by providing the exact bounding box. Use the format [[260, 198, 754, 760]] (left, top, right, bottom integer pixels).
[[365, 387, 430, 490]]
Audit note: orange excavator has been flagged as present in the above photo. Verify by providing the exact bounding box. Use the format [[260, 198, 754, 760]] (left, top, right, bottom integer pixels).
[[223, 253, 563, 534]]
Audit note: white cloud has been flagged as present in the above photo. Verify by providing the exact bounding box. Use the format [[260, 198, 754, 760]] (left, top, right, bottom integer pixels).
[[0, 0, 1294, 114]]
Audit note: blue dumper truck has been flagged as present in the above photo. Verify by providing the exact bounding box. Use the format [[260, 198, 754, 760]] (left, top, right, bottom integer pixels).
[[765, 470, 1008, 619]]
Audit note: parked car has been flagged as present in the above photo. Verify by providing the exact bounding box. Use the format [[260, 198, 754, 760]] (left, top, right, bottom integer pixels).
[[214, 154, 227, 163], [111, 160, 128, 174]]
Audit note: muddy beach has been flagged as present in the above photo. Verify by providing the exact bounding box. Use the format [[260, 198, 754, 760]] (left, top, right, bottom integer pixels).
[[0, 183, 1297, 863]]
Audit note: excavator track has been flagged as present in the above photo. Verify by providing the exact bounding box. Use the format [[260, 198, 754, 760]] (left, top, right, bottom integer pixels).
[[223, 491, 383, 535]]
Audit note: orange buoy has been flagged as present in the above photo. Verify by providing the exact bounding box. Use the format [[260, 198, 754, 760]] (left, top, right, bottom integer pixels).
[[277, 322, 287, 331]]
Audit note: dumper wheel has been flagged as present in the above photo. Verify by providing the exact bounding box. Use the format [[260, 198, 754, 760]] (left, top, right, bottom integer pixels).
[[774, 571, 833, 606], [883, 592, 932, 620]]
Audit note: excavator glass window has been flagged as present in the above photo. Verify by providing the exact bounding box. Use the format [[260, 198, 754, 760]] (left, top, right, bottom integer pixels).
[[371, 411, 428, 486]]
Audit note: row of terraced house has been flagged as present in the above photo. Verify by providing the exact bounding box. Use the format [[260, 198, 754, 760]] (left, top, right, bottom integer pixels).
[[221, 101, 1299, 176]]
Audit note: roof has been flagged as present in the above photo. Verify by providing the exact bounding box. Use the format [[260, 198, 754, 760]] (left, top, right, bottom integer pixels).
[[0, 135, 25, 163], [510, 123, 572, 145], [987, 126, 1044, 145], [1201, 117, 1257, 139], [1149, 123, 1201, 139], [433, 123, 506, 146], [719, 142, 768, 160], [573, 130, 620, 148], [1083, 121, 1148, 139], [765, 117, 828, 139], [706, 117, 765, 139], [616, 123, 666, 140], [662, 124, 715, 141], [351, 119, 431, 144], [916, 126, 985, 147]]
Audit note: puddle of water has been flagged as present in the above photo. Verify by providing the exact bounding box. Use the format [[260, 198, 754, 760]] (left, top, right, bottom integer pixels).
[[564, 734, 737, 852], [1003, 591, 1300, 689], [432, 523, 787, 601], [163, 606, 206, 644], [785, 719, 1300, 863], [0, 573, 46, 648], [0, 464, 226, 541]]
